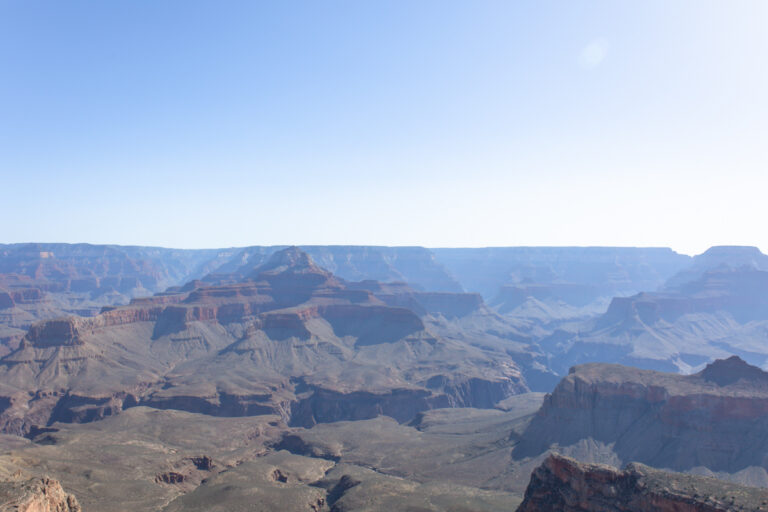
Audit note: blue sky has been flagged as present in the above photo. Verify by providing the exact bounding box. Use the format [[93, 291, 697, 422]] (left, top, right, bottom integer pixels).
[[1, 1, 766, 255]]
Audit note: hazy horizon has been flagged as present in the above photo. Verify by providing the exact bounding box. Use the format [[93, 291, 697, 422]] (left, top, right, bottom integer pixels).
[[2, 239, 765, 258], [2, 1, 766, 255], [4, 3, 768, 509]]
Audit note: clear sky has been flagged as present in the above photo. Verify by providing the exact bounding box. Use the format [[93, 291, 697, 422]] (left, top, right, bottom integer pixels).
[[1, 1, 766, 255]]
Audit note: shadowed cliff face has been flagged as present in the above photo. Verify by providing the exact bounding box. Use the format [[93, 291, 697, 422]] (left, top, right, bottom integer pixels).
[[349, 280, 486, 319], [514, 357, 768, 481], [517, 453, 768, 512], [0, 247, 532, 435]]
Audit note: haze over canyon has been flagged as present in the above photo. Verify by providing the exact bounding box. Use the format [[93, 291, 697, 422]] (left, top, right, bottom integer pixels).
[[1, 242, 768, 510], [4, 1, 767, 509]]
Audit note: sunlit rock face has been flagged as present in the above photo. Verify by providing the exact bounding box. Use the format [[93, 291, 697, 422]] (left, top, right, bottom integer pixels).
[[0, 476, 81, 512], [517, 453, 768, 512]]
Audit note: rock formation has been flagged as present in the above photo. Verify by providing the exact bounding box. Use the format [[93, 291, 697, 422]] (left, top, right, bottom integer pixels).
[[663, 245, 768, 291], [517, 453, 768, 512], [0, 247, 532, 435], [198, 245, 463, 293], [514, 357, 768, 484], [539, 247, 768, 375], [0, 476, 81, 512]]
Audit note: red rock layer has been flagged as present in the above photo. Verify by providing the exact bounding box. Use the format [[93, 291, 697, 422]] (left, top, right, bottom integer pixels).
[[517, 453, 768, 512]]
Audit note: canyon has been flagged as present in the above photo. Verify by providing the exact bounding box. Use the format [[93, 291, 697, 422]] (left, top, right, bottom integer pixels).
[[0, 247, 535, 437], [2, 243, 768, 510]]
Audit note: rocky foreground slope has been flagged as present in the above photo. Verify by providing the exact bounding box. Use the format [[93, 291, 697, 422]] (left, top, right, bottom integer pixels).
[[0, 476, 80, 512], [0, 403, 542, 511], [517, 453, 768, 512]]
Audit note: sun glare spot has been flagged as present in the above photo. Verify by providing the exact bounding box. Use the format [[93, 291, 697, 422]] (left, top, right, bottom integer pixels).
[[578, 38, 610, 69]]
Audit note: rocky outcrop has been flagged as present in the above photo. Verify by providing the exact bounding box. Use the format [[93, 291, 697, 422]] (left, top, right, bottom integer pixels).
[[319, 304, 426, 346], [24, 319, 84, 347], [288, 387, 451, 428], [428, 374, 526, 408], [0, 288, 45, 310], [517, 453, 768, 512], [348, 280, 489, 319], [306, 246, 463, 293], [155, 471, 186, 485], [140, 391, 276, 418], [0, 389, 150, 437], [287, 371, 527, 428], [389, 291, 485, 318], [46, 392, 142, 424], [3, 388, 281, 437], [0, 291, 13, 310], [24, 304, 168, 348], [701, 355, 768, 386], [0, 476, 81, 512], [515, 357, 768, 477]]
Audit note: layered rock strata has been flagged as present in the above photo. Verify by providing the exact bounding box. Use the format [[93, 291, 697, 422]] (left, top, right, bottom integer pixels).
[[0, 248, 530, 435], [515, 357, 768, 478]]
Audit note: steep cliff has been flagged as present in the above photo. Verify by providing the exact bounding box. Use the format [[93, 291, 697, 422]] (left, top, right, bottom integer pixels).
[[514, 357, 768, 484]]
